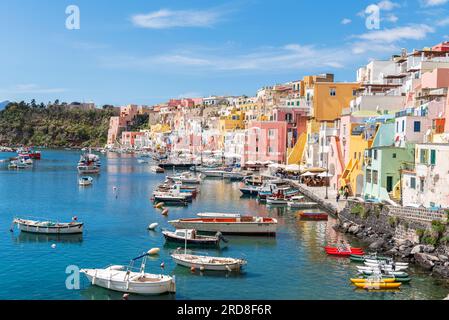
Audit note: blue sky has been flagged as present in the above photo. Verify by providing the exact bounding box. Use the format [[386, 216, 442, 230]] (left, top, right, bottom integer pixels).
[[0, 0, 448, 106]]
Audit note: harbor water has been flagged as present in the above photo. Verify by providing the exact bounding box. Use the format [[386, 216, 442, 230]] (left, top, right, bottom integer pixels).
[[0, 150, 448, 300]]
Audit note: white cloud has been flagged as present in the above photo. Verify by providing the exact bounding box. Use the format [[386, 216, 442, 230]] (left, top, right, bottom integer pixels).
[[341, 18, 352, 25], [131, 9, 223, 29], [421, 0, 449, 7], [377, 0, 401, 10], [0, 84, 67, 95], [385, 14, 399, 23], [354, 24, 434, 43], [437, 17, 449, 26]]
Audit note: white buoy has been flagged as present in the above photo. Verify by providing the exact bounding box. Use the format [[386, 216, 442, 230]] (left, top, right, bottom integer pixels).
[[51, 244, 56, 249], [147, 248, 160, 256], [148, 223, 159, 230]]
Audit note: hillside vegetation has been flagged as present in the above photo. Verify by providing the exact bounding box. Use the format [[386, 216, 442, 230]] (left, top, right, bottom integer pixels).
[[0, 101, 118, 147]]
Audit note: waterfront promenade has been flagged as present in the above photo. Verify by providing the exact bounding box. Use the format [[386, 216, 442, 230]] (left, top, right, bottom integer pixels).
[[290, 181, 347, 214]]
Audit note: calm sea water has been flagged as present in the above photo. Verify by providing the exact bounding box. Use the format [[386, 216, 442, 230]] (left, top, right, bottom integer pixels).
[[0, 150, 448, 300]]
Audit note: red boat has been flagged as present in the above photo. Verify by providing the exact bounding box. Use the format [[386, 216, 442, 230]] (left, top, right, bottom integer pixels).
[[298, 211, 328, 221], [18, 148, 41, 160], [325, 246, 365, 257]]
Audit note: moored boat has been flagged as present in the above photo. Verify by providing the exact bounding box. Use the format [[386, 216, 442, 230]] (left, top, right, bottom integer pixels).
[[79, 176, 93, 186], [171, 251, 247, 272], [162, 229, 226, 247], [169, 216, 278, 236], [297, 211, 328, 221], [150, 166, 165, 173], [12, 218, 83, 234], [81, 252, 176, 295], [353, 282, 401, 290], [287, 196, 318, 209]]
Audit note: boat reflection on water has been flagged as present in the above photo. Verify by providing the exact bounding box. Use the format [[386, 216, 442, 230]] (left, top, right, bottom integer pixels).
[[80, 285, 177, 301], [13, 232, 83, 244]]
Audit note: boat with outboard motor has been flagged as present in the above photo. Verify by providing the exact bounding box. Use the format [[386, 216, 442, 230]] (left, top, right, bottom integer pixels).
[[81, 251, 176, 295]]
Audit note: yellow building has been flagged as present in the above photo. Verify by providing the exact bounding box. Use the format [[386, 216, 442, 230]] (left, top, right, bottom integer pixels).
[[219, 108, 246, 133], [312, 82, 360, 122]]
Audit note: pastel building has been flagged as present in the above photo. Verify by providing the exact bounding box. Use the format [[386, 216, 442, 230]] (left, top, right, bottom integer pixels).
[[244, 121, 287, 164], [363, 123, 414, 202], [402, 143, 449, 208]]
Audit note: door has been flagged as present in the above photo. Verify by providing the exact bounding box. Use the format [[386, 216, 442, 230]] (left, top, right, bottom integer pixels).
[[386, 176, 393, 193]]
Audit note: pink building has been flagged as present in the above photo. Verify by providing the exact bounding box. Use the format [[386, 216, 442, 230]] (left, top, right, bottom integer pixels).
[[121, 132, 145, 148], [244, 121, 287, 164], [421, 68, 449, 89], [272, 107, 308, 149]]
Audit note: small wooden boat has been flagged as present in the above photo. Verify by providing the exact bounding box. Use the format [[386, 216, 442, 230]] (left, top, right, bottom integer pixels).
[[168, 172, 202, 184], [297, 211, 328, 221], [169, 216, 278, 236], [12, 218, 83, 234], [364, 259, 409, 267], [79, 176, 93, 186], [360, 275, 412, 283], [171, 252, 247, 272], [364, 261, 409, 269], [81, 253, 176, 295], [153, 194, 188, 206], [287, 196, 318, 209], [350, 254, 389, 263], [203, 170, 226, 178], [353, 282, 401, 290], [162, 229, 226, 247], [359, 270, 409, 278], [357, 265, 409, 272]]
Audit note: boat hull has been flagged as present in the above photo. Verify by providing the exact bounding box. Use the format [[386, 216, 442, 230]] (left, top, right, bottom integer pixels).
[[171, 254, 245, 271], [169, 221, 277, 236], [81, 270, 175, 295], [163, 233, 220, 247], [15, 222, 84, 234]]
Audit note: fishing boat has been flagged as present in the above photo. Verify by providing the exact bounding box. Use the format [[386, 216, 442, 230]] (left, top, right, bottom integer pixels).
[[77, 165, 100, 175], [153, 193, 189, 205], [18, 147, 41, 160], [79, 176, 93, 186], [150, 166, 165, 173], [297, 211, 328, 221], [239, 185, 263, 196], [12, 218, 83, 234], [81, 252, 176, 295], [287, 196, 318, 209], [169, 216, 278, 236], [171, 252, 247, 272], [168, 172, 202, 184], [162, 229, 226, 247]]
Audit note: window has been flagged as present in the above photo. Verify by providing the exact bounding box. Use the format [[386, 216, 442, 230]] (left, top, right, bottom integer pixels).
[[414, 121, 421, 133], [366, 170, 372, 183], [410, 177, 416, 189], [352, 89, 357, 96], [285, 113, 293, 122], [420, 149, 428, 164], [402, 120, 405, 133], [393, 153, 397, 159], [430, 149, 436, 165], [420, 178, 425, 193], [330, 88, 336, 96], [374, 150, 378, 160], [268, 129, 275, 138], [268, 146, 273, 154], [396, 121, 399, 133], [373, 170, 378, 184]]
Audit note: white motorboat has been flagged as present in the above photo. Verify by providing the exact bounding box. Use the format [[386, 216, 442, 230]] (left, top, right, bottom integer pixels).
[[168, 172, 202, 184], [81, 253, 176, 295], [79, 176, 93, 186], [169, 216, 278, 236], [266, 196, 289, 206], [12, 218, 83, 234], [287, 196, 318, 209], [171, 252, 247, 272], [364, 261, 409, 269], [364, 259, 409, 267]]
